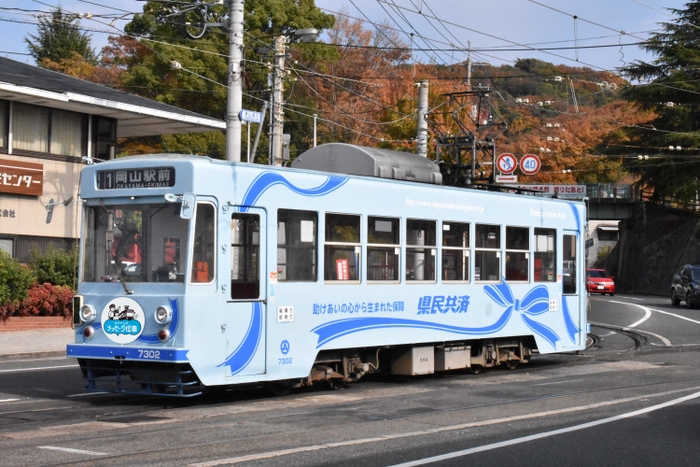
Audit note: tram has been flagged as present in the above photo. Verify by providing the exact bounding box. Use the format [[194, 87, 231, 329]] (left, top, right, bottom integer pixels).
[[68, 143, 587, 396]]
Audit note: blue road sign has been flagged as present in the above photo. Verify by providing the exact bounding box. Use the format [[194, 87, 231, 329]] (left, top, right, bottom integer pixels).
[[240, 109, 263, 123]]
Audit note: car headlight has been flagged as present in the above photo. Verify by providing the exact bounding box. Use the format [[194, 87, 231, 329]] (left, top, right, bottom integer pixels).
[[155, 305, 172, 324], [79, 304, 97, 323]]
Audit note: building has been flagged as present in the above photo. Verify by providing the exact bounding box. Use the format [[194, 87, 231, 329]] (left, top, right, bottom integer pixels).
[[0, 57, 225, 261]]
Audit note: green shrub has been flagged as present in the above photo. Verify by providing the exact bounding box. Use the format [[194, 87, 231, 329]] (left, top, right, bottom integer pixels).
[[0, 250, 36, 308], [29, 246, 78, 289]]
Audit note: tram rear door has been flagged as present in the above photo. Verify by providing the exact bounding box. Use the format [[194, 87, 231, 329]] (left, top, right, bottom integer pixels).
[[223, 208, 267, 377]]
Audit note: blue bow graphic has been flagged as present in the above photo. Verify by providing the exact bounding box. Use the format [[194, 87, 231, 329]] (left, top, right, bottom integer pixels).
[[239, 172, 348, 211], [484, 279, 560, 349]]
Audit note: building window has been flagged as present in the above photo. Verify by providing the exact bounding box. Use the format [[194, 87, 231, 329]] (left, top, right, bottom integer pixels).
[[475, 224, 500, 281], [94, 116, 117, 160], [277, 209, 317, 282], [0, 100, 8, 150], [367, 216, 399, 281], [534, 228, 555, 282], [406, 219, 436, 282], [12, 102, 85, 157], [324, 213, 360, 281], [442, 221, 469, 281], [0, 238, 14, 257], [13, 103, 49, 153], [505, 226, 529, 282]]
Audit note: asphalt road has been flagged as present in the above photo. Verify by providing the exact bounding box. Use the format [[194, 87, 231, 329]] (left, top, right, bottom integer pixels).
[[2, 293, 700, 467]]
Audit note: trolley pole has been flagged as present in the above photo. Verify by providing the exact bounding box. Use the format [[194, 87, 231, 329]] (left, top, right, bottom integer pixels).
[[225, 0, 244, 162], [416, 79, 429, 157]]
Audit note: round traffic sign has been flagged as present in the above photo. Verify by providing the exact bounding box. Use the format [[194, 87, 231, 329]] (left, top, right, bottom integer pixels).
[[496, 153, 517, 174], [520, 153, 541, 175]]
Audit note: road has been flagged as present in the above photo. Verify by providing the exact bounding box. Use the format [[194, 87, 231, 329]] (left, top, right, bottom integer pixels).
[[2, 294, 700, 467]]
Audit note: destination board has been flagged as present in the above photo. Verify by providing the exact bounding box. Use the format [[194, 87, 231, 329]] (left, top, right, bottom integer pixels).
[[96, 167, 176, 189]]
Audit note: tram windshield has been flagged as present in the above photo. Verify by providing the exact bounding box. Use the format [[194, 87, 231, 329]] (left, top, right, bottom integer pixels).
[[82, 203, 189, 283]]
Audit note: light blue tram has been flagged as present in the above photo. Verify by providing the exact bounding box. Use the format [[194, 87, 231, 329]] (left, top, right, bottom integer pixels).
[[68, 143, 587, 396]]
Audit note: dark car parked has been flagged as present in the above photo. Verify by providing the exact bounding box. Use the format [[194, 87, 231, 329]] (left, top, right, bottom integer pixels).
[[671, 264, 700, 308]]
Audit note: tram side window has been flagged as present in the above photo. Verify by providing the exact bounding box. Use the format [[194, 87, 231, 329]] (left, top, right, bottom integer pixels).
[[231, 213, 260, 299], [505, 226, 529, 282], [406, 219, 436, 282], [442, 222, 469, 282], [475, 224, 500, 281], [278, 209, 317, 281], [324, 213, 361, 281], [534, 228, 555, 282], [191, 204, 215, 283], [367, 216, 399, 281], [563, 234, 578, 294]]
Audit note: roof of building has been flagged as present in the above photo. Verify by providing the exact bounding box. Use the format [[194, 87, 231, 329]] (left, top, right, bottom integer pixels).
[[0, 56, 225, 137]]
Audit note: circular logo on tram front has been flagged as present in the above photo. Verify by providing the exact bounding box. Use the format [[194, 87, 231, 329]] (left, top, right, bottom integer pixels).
[[101, 297, 145, 344]]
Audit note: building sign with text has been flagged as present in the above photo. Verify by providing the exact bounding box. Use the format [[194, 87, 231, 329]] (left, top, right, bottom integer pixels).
[[0, 160, 43, 196]]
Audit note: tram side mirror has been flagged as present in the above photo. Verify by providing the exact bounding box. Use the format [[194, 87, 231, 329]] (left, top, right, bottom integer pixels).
[[164, 192, 196, 219]]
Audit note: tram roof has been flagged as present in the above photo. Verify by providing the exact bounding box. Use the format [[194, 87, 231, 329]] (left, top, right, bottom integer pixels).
[[292, 143, 442, 185]]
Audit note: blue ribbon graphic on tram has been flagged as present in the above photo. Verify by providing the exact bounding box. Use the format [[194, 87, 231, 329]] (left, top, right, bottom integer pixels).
[[138, 298, 180, 344], [311, 302, 513, 349], [483, 280, 560, 348], [239, 172, 348, 211], [218, 302, 263, 375]]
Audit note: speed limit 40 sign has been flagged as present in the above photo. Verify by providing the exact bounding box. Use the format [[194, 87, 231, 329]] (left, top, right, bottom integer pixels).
[[520, 153, 541, 175]]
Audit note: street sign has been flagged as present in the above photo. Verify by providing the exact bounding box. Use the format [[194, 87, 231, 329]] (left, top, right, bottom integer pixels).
[[496, 153, 517, 174], [520, 153, 541, 175], [495, 175, 518, 183], [239, 109, 263, 123]]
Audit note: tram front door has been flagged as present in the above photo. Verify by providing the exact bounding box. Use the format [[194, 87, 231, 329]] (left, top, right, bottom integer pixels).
[[223, 208, 267, 378]]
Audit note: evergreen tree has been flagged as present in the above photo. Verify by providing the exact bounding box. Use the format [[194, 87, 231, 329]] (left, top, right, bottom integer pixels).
[[617, 1, 700, 201], [25, 7, 96, 65]]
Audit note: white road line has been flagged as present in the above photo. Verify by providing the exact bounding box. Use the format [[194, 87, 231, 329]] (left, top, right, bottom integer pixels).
[[0, 364, 78, 374], [533, 379, 583, 386], [388, 389, 700, 467], [189, 386, 700, 467], [605, 302, 673, 346], [648, 307, 700, 325], [38, 446, 108, 456], [0, 398, 19, 403], [66, 392, 109, 398]]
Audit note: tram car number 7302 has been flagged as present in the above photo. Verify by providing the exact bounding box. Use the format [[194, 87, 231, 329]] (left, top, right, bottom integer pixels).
[[67, 143, 587, 397]]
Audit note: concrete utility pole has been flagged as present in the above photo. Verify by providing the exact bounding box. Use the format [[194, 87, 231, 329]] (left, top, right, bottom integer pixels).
[[416, 79, 429, 157], [225, 0, 244, 162], [269, 35, 286, 166]]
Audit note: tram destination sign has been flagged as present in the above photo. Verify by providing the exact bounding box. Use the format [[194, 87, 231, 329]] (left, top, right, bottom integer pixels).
[[96, 167, 176, 190]]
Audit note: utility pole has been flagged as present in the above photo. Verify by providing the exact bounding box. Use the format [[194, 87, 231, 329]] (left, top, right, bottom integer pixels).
[[416, 79, 429, 157], [269, 35, 286, 166], [225, 0, 244, 162]]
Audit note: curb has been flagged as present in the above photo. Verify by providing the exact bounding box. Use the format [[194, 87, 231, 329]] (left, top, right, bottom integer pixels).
[[0, 350, 68, 361]]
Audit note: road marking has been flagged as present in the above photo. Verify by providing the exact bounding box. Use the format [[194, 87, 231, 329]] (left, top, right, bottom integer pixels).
[[0, 364, 78, 374], [0, 398, 19, 403], [648, 307, 700, 325], [388, 389, 700, 467], [189, 386, 700, 467], [533, 379, 583, 386], [38, 446, 107, 456], [605, 302, 673, 346], [67, 392, 109, 398]]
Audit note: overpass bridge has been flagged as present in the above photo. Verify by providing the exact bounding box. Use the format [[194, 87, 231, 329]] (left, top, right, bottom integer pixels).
[[586, 184, 637, 220]]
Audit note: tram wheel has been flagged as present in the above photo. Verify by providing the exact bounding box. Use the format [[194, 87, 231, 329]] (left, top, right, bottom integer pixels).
[[506, 361, 519, 370], [469, 365, 482, 375]]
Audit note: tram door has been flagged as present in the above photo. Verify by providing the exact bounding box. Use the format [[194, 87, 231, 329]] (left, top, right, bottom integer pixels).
[[562, 231, 582, 345], [224, 208, 267, 377]]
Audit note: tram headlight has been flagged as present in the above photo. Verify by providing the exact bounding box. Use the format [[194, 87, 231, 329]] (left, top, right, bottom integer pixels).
[[80, 304, 97, 323], [155, 305, 172, 324]]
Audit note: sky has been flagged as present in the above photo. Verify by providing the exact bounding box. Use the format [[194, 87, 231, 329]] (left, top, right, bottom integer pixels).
[[0, 0, 690, 74]]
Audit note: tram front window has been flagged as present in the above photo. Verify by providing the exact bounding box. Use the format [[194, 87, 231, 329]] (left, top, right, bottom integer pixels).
[[82, 203, 189, 283]]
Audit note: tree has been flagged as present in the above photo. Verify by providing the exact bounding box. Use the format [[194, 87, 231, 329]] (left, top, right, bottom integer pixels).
[[25, 7, 96, 66], [616, 1, 700, 201]]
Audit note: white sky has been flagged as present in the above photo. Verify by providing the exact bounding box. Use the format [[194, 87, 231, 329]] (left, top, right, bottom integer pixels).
[[0, 0, 689, 74]]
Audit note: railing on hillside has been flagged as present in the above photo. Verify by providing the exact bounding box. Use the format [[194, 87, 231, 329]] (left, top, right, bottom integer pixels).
[[586, 183, 635, 200]]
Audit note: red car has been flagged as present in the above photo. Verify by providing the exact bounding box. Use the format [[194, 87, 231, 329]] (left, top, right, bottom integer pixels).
[[586, 268, 615, 295]]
